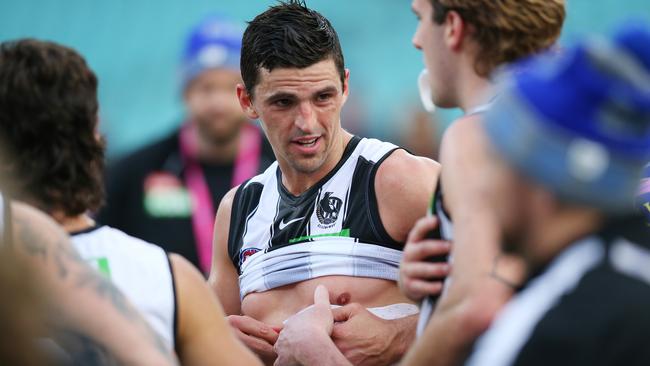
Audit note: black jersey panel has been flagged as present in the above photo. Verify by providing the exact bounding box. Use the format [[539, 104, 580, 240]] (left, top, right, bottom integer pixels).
[[228, 181, 264, 269]]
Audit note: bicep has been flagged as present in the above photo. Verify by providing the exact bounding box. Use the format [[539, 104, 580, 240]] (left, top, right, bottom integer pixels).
[[208, 187, 242, 315], [437, 118, 505, 302], [438, 117, 496, 216], [171, 254, 260, 366], [375, 150, 441, 243]]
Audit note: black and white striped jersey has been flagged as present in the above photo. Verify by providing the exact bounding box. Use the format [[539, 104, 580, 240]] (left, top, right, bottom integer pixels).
[[228, 136, 406, 298], [466, 215, 650, 366]]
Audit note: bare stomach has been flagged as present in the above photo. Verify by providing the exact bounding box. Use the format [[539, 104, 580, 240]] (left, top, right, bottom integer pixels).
[[241, 275, 413, 327]]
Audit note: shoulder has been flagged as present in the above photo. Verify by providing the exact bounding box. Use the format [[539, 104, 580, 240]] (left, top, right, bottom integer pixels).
[[376, 149, 440, 195], [373, 148, 441, 243], [227, 163, 277, 211], [439, 114, 487, 163], [218, 186, 240, 215], [76, 226, 166, 254], [169, 252, 202, 283]]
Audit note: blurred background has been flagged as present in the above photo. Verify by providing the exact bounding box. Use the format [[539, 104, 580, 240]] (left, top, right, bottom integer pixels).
[[1, 0, 649, 160]]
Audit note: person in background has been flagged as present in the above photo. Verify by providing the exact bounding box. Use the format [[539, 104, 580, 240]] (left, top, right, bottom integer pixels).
[[399, 105, 441, 160], [98, 15, 275, 274], [0, 38, 261, 366]]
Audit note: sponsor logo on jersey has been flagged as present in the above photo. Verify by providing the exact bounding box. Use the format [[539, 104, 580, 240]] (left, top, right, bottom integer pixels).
[[239, 247, 262, 267], [279, 216, 305, 231], [316, 192, 343, 228]]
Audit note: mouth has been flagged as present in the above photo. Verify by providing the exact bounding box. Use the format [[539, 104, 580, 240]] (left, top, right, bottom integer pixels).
[[294, 137, 319, 147], [291, 136, 321, 153]]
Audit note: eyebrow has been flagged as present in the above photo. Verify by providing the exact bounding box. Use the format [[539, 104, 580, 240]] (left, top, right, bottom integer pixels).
[[265, 86, 340, 104], [265, 92, 296, 104], [312, 86, 339, 97]]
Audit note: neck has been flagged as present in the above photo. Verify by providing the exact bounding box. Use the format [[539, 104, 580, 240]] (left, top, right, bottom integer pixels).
[[52, 212, 96, 234], [194, 125, 241, 165], [455, 59, 493, 113], [525, 209, 603, 272], [281, 130, 353, 196]]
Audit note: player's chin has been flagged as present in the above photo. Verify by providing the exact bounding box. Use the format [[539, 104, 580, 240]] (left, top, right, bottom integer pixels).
[[291, 156, 326, 174]]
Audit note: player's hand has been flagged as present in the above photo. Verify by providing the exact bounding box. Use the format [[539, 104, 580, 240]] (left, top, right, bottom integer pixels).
[[399, 215, 451, 301], [227, 314, 279, 364], [274, 285, 340, 366], [331, 303, 415, 366]]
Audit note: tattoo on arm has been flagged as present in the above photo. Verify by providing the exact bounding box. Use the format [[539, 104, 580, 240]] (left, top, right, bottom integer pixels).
[[52, 329, 120, 366], [12, 213, 174, 363]]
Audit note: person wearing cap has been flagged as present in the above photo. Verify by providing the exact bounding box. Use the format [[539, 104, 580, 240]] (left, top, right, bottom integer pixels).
[[98, 15, 275, 274], [465, 23, 650, 366]]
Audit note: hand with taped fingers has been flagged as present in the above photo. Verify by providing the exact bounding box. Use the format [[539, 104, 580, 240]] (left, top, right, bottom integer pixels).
[[331, 303, 417, 366], [227, 314, 281, 364], [274, 285, 351, 366], [399, 215, 451, 302]]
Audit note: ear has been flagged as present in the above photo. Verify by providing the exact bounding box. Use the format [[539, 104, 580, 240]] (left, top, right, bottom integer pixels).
[[444, 10, 467, 52], [236, 84, 259, 119], [341, 69, 350, 105]]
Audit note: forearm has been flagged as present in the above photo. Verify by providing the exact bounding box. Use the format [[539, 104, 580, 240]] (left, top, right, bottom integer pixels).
[[402, 281, 511, 366], [441, 203, 501, 307], [401, 301, 476, 366], [390, 314, 419, 362]]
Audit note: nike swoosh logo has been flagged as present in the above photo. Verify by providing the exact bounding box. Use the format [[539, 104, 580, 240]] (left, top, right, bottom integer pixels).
[[279, 217, 304, 230]]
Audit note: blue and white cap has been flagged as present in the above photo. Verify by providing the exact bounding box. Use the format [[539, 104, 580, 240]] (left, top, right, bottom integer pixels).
[[181, 15, 243, 88], [484, 22, 650, 213]]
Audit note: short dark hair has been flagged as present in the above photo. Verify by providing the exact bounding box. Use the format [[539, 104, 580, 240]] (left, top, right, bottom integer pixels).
[[0, 39, 105, 216], [241, 0, 345, 98]]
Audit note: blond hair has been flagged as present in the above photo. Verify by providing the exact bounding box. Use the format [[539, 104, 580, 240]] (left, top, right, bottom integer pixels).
[[431, 0, 565, 76]]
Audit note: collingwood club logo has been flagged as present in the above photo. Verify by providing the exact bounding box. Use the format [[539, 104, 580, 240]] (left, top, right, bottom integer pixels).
[[316, 192, 343, 228]]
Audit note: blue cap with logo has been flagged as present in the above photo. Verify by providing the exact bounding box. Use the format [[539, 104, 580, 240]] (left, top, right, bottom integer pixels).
[[181, 15, 243, 88], [484, 22, 650, 213]]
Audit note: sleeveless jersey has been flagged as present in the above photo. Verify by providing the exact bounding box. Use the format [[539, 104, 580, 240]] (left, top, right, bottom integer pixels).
[[71, 226, 176, 351], [466, 215, 650, 366], [228, 136, 405, 298]]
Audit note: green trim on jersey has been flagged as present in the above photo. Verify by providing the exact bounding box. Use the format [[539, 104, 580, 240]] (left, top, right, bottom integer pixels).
[[289, 228, 351, 244]]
